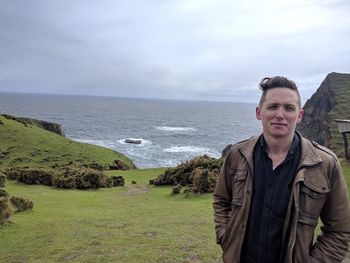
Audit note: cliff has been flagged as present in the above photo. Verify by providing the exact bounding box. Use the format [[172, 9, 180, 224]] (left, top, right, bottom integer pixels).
[[1, 114, 65, 136], [297, 72, 350, 156]]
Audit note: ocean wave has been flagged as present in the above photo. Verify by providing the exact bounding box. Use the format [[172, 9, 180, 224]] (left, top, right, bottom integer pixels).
[[154, 126, 197, 132], [163, 145, 219, 155]]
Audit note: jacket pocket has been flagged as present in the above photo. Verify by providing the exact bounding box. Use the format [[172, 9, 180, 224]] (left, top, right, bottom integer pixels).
[[299, 183, 329, 224], [231, 169, 248, 206]]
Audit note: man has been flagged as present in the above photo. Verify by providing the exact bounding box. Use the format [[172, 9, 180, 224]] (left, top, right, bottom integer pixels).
[[213, 76, 350, 263]]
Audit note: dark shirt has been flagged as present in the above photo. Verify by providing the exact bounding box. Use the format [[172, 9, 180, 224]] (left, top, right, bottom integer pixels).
[[241, 133, 301, 263]]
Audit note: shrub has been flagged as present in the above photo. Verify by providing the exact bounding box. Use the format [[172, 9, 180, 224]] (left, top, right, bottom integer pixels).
[[57, 166, 115, 189], [109, 160, 131, 170], [111, 176, 125, 187], [4, 168, 55, 186], [0, 196, 13, 224], [0, 173, 6, 187], [10, 196, 34, 212], [172, 184, 182, 194], [0, 189, 9, 197], [190, 168, 217, 194], [85, 162, 106, 171], [3, 165, 124, 190], [3, 168, 20, 180], [104, 177, 114, 188], [75, 171, 98, 189], [53, 174, 76, 189], [152, 155, 222, 188]]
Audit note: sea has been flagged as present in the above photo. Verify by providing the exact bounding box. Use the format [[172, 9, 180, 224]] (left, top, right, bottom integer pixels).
[[0, 92, 262, 168]]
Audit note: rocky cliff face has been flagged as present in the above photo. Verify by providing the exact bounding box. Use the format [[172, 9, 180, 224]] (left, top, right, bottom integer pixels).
[[1, 114, 65, 136], [297, 72, 350, 156]]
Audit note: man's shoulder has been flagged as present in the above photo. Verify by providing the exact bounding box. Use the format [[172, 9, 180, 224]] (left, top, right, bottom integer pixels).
[[227, 135, 260, 154], [312, 141, 338, 159], [233, 135, 258, 146], [301, 136, 338, 161]]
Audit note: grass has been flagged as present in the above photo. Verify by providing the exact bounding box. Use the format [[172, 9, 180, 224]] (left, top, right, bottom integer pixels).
[[341, 160, 350, 192], [1, 163, 350, 262], [0, 115, 135, 170], [0, 168, 222, 263]]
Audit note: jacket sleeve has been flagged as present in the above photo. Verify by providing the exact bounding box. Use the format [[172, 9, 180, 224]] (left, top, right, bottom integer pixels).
[[310, 159, 350, 262], [213, 149, 233, 245]]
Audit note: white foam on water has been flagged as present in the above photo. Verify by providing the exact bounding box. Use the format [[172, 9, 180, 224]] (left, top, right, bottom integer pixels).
[[154, 126, 197, 132], [163, 145, 219, 156], [71, 138, 115, 148]]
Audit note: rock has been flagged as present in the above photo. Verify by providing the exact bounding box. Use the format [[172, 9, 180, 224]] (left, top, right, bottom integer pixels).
[[125, 138, 142, 144], [297, 72, 350, 156]]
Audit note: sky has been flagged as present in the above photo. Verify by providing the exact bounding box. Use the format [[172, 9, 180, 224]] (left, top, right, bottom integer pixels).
[[0, 0, 349, 104]]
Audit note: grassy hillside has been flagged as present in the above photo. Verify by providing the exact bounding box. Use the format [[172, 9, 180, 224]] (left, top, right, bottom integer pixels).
[[327, 74, 350, 155], [0, 115, 135, 170]]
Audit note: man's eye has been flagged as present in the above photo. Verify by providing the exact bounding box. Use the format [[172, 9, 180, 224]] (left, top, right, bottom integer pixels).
[[268, 105, 277, 110], [285, 106, 295, 111]]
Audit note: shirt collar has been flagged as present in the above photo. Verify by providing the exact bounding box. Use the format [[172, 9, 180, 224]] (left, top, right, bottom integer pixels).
[[259, 133, 300, 157]]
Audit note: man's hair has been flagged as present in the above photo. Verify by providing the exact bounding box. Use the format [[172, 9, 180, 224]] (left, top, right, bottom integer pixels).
[[259, 76, 301, 108]]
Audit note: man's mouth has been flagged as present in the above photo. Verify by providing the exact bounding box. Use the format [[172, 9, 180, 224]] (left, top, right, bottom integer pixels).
[[271, 123, 287, 126]]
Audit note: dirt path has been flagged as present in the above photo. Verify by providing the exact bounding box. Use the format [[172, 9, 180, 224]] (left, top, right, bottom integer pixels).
[[122, 185, 149, 196]]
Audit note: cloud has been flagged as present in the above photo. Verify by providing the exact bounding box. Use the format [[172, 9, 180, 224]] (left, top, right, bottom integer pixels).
[[0, 0, 349, 103]]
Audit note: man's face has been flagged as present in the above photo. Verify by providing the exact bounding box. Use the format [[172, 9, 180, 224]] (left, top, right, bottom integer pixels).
[[256, 88, 304, 139]]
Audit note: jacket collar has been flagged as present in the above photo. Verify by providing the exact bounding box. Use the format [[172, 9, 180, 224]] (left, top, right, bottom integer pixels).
[[297, 132, 323, 166], [237, 132, 322, 169]]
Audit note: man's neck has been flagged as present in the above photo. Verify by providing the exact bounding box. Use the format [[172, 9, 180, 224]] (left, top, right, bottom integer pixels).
[[263, 133, 294, 155]]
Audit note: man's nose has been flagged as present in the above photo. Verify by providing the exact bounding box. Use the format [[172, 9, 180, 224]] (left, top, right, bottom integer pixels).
[[275, 109, 284, 119]]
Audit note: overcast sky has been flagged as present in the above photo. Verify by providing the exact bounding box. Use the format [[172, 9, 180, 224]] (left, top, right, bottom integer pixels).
[[0, 0, 349, 104]]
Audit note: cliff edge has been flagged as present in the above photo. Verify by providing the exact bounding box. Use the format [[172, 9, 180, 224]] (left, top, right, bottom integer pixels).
[[297, 72, 350, 156], [1, 114, 65, 136]]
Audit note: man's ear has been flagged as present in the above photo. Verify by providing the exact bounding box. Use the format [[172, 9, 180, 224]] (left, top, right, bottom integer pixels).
[[296, 108, 304, 124], [256, 106, 261, 120]]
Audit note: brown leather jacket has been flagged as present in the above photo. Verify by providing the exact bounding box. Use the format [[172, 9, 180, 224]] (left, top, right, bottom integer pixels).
[[213, 134, 350, 263]]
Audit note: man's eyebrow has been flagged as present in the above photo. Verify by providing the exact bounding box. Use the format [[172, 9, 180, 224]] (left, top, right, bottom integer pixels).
[[284, 103, 296, 108], [266, 102, 279, 106]]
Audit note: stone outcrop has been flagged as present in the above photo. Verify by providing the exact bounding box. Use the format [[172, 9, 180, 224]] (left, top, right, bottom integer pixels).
[[1, 114, 65, 136], [297, 72, 350, 156], [125, 138, 142, 144]]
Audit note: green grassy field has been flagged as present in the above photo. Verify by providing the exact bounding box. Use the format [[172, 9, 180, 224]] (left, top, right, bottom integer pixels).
[[2, 162, 349, 263], [0, 168, 222, 263], [0, 115, 135, 170]]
